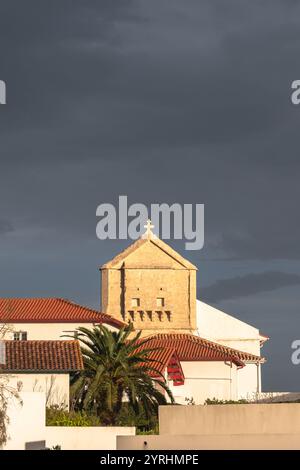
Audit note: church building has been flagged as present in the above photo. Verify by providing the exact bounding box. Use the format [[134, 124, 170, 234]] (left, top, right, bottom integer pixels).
[[100, 221, 268, 403], [101, 220, 197, 335], [0, 221, 268, 404]]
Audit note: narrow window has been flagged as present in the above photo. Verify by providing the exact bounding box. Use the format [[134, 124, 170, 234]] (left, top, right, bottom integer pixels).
[[131, 298, 140, 307], [156, 297, 165, 307], [128, 310, 135, 321]]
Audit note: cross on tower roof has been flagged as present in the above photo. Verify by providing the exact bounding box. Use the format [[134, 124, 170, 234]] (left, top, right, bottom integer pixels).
[[142, 219, 156, 239]]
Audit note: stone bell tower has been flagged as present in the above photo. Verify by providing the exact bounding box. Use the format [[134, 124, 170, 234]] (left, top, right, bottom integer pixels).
[[100, 221, 197, 336]]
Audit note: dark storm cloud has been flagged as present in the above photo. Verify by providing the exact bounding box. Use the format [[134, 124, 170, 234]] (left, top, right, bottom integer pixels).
[[1, 0, 300, 259], [0, 219, 13, 235], [201, 271, 300, 303], [1, 0, 300, 390], [0, 0, 297, 146]]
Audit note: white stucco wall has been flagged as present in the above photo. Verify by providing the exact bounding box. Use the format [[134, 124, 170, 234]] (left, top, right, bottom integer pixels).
[[1, 373, 70, 407], [195, 300, 265, 398], [3, 391, 135, 450], [159, 403, 300, 436], [168, 361, 239, 404], [118, 403, 300, 450], [1, 322, 118, 341], [117, 433, 300, 450], [237, 362, 260, 398], [45, 426, 136, 450], [3, 392, 46, 450], [196, 300, 262, 355]]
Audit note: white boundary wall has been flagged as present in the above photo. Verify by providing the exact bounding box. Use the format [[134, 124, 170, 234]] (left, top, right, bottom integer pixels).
[[117, 433, 300, 450], [3, 391, 135, 450], [46, 426, 135, 450], [4, 392, 46, 450], [118, 403, 300, 450]]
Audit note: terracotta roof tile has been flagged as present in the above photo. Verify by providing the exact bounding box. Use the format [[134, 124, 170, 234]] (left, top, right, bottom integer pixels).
[[144, 334, 264, 367], [0, 298, 124, 328], [137, 344, 184, 385], [0, 340, 84, 372]]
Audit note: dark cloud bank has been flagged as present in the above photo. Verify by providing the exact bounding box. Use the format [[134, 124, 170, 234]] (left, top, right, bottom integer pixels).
[[1, 0, 300, 389], [201, 271, 300, 303]]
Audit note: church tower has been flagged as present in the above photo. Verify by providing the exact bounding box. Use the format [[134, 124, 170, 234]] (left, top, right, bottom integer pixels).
[[100, 221, 197, 336]]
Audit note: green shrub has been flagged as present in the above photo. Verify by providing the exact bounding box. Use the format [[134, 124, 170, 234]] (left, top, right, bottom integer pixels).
[[46, 406, 101, 427], [205, 398, 249, 405], [46, 404, 158, 431], [46, 402, 160, 432], [114, 403, 159, 434]]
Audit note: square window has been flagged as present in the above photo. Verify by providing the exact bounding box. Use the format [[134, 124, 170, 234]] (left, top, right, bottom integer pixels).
[[131, 298, 140, 307], [156, 297, 165, 307], [13, 331, 27, 341]]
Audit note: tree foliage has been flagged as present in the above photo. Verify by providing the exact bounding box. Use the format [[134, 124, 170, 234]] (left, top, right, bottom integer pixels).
[[70, 324, 174, 425]]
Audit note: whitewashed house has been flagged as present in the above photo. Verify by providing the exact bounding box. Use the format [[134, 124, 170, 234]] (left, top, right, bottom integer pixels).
[[0, 297, 124, 341], [0, 339, 83, 408]]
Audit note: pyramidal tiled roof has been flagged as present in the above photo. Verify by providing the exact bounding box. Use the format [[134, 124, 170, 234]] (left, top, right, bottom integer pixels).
[[101, 237, 197, 270]]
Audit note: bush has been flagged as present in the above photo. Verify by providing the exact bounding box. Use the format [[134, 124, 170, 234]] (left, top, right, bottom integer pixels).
[[114, 403, 159, 434], [205, 398, 249, 405], [46, 404, 158, 432], [46, 406, 101, 427]]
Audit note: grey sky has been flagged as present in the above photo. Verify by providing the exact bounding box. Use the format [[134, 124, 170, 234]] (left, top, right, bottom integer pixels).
[[1, 0, 300, 390]]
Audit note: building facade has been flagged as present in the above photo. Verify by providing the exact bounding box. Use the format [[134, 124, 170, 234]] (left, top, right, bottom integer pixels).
[[0, 339, 83, 408], [100, 225, 267, 401], [101, 233, 197, 335]]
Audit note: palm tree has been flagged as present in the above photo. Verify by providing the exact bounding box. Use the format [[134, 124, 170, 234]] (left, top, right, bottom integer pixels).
[[70, 324, 174, 425]]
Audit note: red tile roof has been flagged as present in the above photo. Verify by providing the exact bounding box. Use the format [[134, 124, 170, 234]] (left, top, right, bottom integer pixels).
[[144, 334, 264, 367], [0, 298, 124, 328], [0, 340, 84, 372], [139, 345, 185, 386]]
